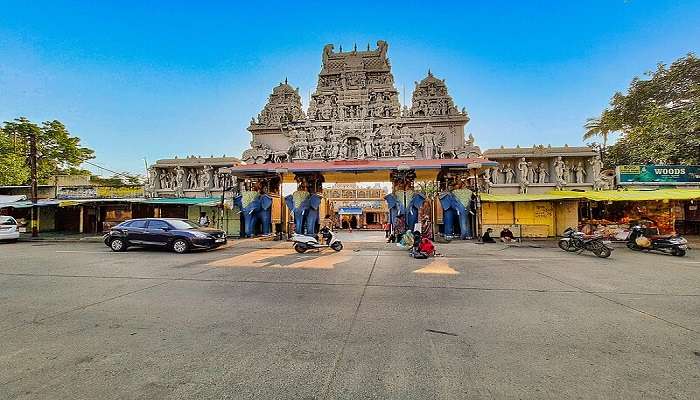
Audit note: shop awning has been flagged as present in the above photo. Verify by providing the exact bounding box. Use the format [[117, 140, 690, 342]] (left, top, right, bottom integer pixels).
[[560, 189, 700, 202], [57, 198, 145, 207], [227, 158, 498, 183], [0, 199, 61, 209], [480, 189, 700, 203], [338, 207, 363, 215], [479, 193, 585, 202]]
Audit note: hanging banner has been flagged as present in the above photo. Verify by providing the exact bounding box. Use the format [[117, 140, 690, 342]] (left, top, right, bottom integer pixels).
[[616, 165, 700, 185]]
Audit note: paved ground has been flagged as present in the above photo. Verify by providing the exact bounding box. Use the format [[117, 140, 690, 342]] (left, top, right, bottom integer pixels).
[[1, 238, 698, 399]]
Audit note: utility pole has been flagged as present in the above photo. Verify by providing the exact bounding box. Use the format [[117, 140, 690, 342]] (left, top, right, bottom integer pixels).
[[29, 129, 38, 237]]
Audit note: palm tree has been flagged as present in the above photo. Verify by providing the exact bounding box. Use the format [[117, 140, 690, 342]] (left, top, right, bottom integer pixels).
[[583, 115, 613, 161]]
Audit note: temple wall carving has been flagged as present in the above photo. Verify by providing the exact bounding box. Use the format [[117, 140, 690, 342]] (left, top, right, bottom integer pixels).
[[145, 156, 240, 198], [481, 146, 606, 194], [242, 41, 480, 164]]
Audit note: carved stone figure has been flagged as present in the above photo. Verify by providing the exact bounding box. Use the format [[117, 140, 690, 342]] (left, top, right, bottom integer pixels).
[[553, 156, 567, 189], [174, 166, 185, 197], [589, 155, 604, 182], [553, 156, 565, 180], [574, 161, 587, 184], [363, 131, 375, 158], [422, 129, 437, 159], [517, 157, 530, 184], [537, 162, 549, 184], [202, 165, 213, 192], [501, 163, 515, 184], [563, 161, 572, 183]]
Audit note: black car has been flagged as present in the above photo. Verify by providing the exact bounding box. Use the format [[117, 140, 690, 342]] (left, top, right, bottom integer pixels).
[[103, 218, 227, 253]]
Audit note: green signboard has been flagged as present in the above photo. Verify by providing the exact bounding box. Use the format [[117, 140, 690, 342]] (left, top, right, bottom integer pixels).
[[617, 165, 700, 185]]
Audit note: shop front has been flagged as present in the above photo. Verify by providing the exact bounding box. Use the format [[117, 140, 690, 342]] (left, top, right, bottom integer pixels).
[[574, 189, 700, 238], [479, 193, 580, 238]]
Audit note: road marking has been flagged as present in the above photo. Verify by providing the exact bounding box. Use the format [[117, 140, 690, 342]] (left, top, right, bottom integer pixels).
[[413, 259, 459, 275], [282, 253, 351, 269]]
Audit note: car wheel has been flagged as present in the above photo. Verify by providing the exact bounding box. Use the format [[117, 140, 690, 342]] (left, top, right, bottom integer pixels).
[[172, 239, 189, 254], [331, 242, 343, 252], [294, 243, 307, 253], [110, 238, 127, 252]]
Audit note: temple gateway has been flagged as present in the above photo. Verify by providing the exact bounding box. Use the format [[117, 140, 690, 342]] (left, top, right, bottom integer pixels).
[[241, 40, 481, 164], [146, 40, 602, 239]]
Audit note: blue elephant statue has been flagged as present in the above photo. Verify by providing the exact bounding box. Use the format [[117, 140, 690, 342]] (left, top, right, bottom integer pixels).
[[439, 188, 474, 239], [256, 194, 274, 235], [285, 191, 323, 235], [385, 190, 426, 232], [234, 191, 265, 238]]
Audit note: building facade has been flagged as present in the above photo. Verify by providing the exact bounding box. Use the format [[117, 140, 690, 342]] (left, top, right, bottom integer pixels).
[[325, 184, 388, 229]]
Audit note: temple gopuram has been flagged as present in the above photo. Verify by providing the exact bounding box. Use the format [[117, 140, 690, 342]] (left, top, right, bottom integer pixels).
[[241, 40, 481, 164], [146, 40, 604, 239]]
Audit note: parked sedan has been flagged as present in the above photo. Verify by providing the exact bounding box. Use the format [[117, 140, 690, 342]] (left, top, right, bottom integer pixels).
[[103, 218, 227, 253], [0, 216, 20, 242]]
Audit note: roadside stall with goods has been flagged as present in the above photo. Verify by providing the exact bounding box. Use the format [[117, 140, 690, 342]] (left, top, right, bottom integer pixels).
[[571, 189, 700, 240]]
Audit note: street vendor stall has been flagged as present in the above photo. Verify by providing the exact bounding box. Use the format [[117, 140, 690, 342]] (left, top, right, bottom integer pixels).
[[573, 189, 700, 239]]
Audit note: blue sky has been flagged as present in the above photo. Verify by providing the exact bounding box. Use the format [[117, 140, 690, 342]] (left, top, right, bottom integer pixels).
[[1, 1, 699, 175]]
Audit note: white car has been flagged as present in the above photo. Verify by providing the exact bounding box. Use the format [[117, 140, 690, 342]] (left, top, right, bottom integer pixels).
[[0, 216, 20, 242]]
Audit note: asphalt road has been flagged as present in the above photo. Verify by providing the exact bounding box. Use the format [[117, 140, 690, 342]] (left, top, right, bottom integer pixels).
[[1, 239, 699, 399]]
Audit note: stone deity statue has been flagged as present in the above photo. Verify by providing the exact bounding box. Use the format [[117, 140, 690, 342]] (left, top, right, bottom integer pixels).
[[517, 157, 530, 184], [574, 161, 586, 184], [174, 166, 186, 197], [562, 162, 572, 183], [422, 131, 437, 159], [364, 132, 374, 158], [501, 163, 515, 184], [553, 156, 567, 189], [537, 162, 549, 184], [589, 155, 604, 182]]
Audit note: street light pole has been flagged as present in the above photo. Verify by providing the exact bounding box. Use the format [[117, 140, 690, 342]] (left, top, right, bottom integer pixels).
[[29, 129, 38, 237]]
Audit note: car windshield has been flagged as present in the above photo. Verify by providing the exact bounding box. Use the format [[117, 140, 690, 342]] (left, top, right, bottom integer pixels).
[[167, 220, 200, 229], [0, 216, 17, 225]]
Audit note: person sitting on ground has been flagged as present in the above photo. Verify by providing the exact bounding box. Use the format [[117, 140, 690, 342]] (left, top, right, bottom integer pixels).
[[482, 228, 496, 243], [418, 237, 435, 256], [399, 230, 414, 248], [500, 227, 515, 243], [409, 230, 422, 256]]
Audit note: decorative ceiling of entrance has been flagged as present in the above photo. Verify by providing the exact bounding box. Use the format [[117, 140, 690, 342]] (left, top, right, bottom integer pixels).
[[241, 41, 482, 165]]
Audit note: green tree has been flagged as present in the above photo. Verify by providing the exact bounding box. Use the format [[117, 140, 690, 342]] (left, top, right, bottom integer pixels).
[[0, 117, 95, 185], [585, 53, 700, 167]]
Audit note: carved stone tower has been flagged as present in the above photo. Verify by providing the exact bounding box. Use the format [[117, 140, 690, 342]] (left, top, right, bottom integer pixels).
[[241, 41, 481, 164]]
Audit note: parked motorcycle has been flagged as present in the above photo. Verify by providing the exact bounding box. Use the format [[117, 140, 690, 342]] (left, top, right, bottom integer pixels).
[[292, 226, 343, 253], [558, 227, 613, 258], [626, 225, 688, 256]]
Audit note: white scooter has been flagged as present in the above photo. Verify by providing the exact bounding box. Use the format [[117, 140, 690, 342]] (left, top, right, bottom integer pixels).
[[292, 227, 343, 253]]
